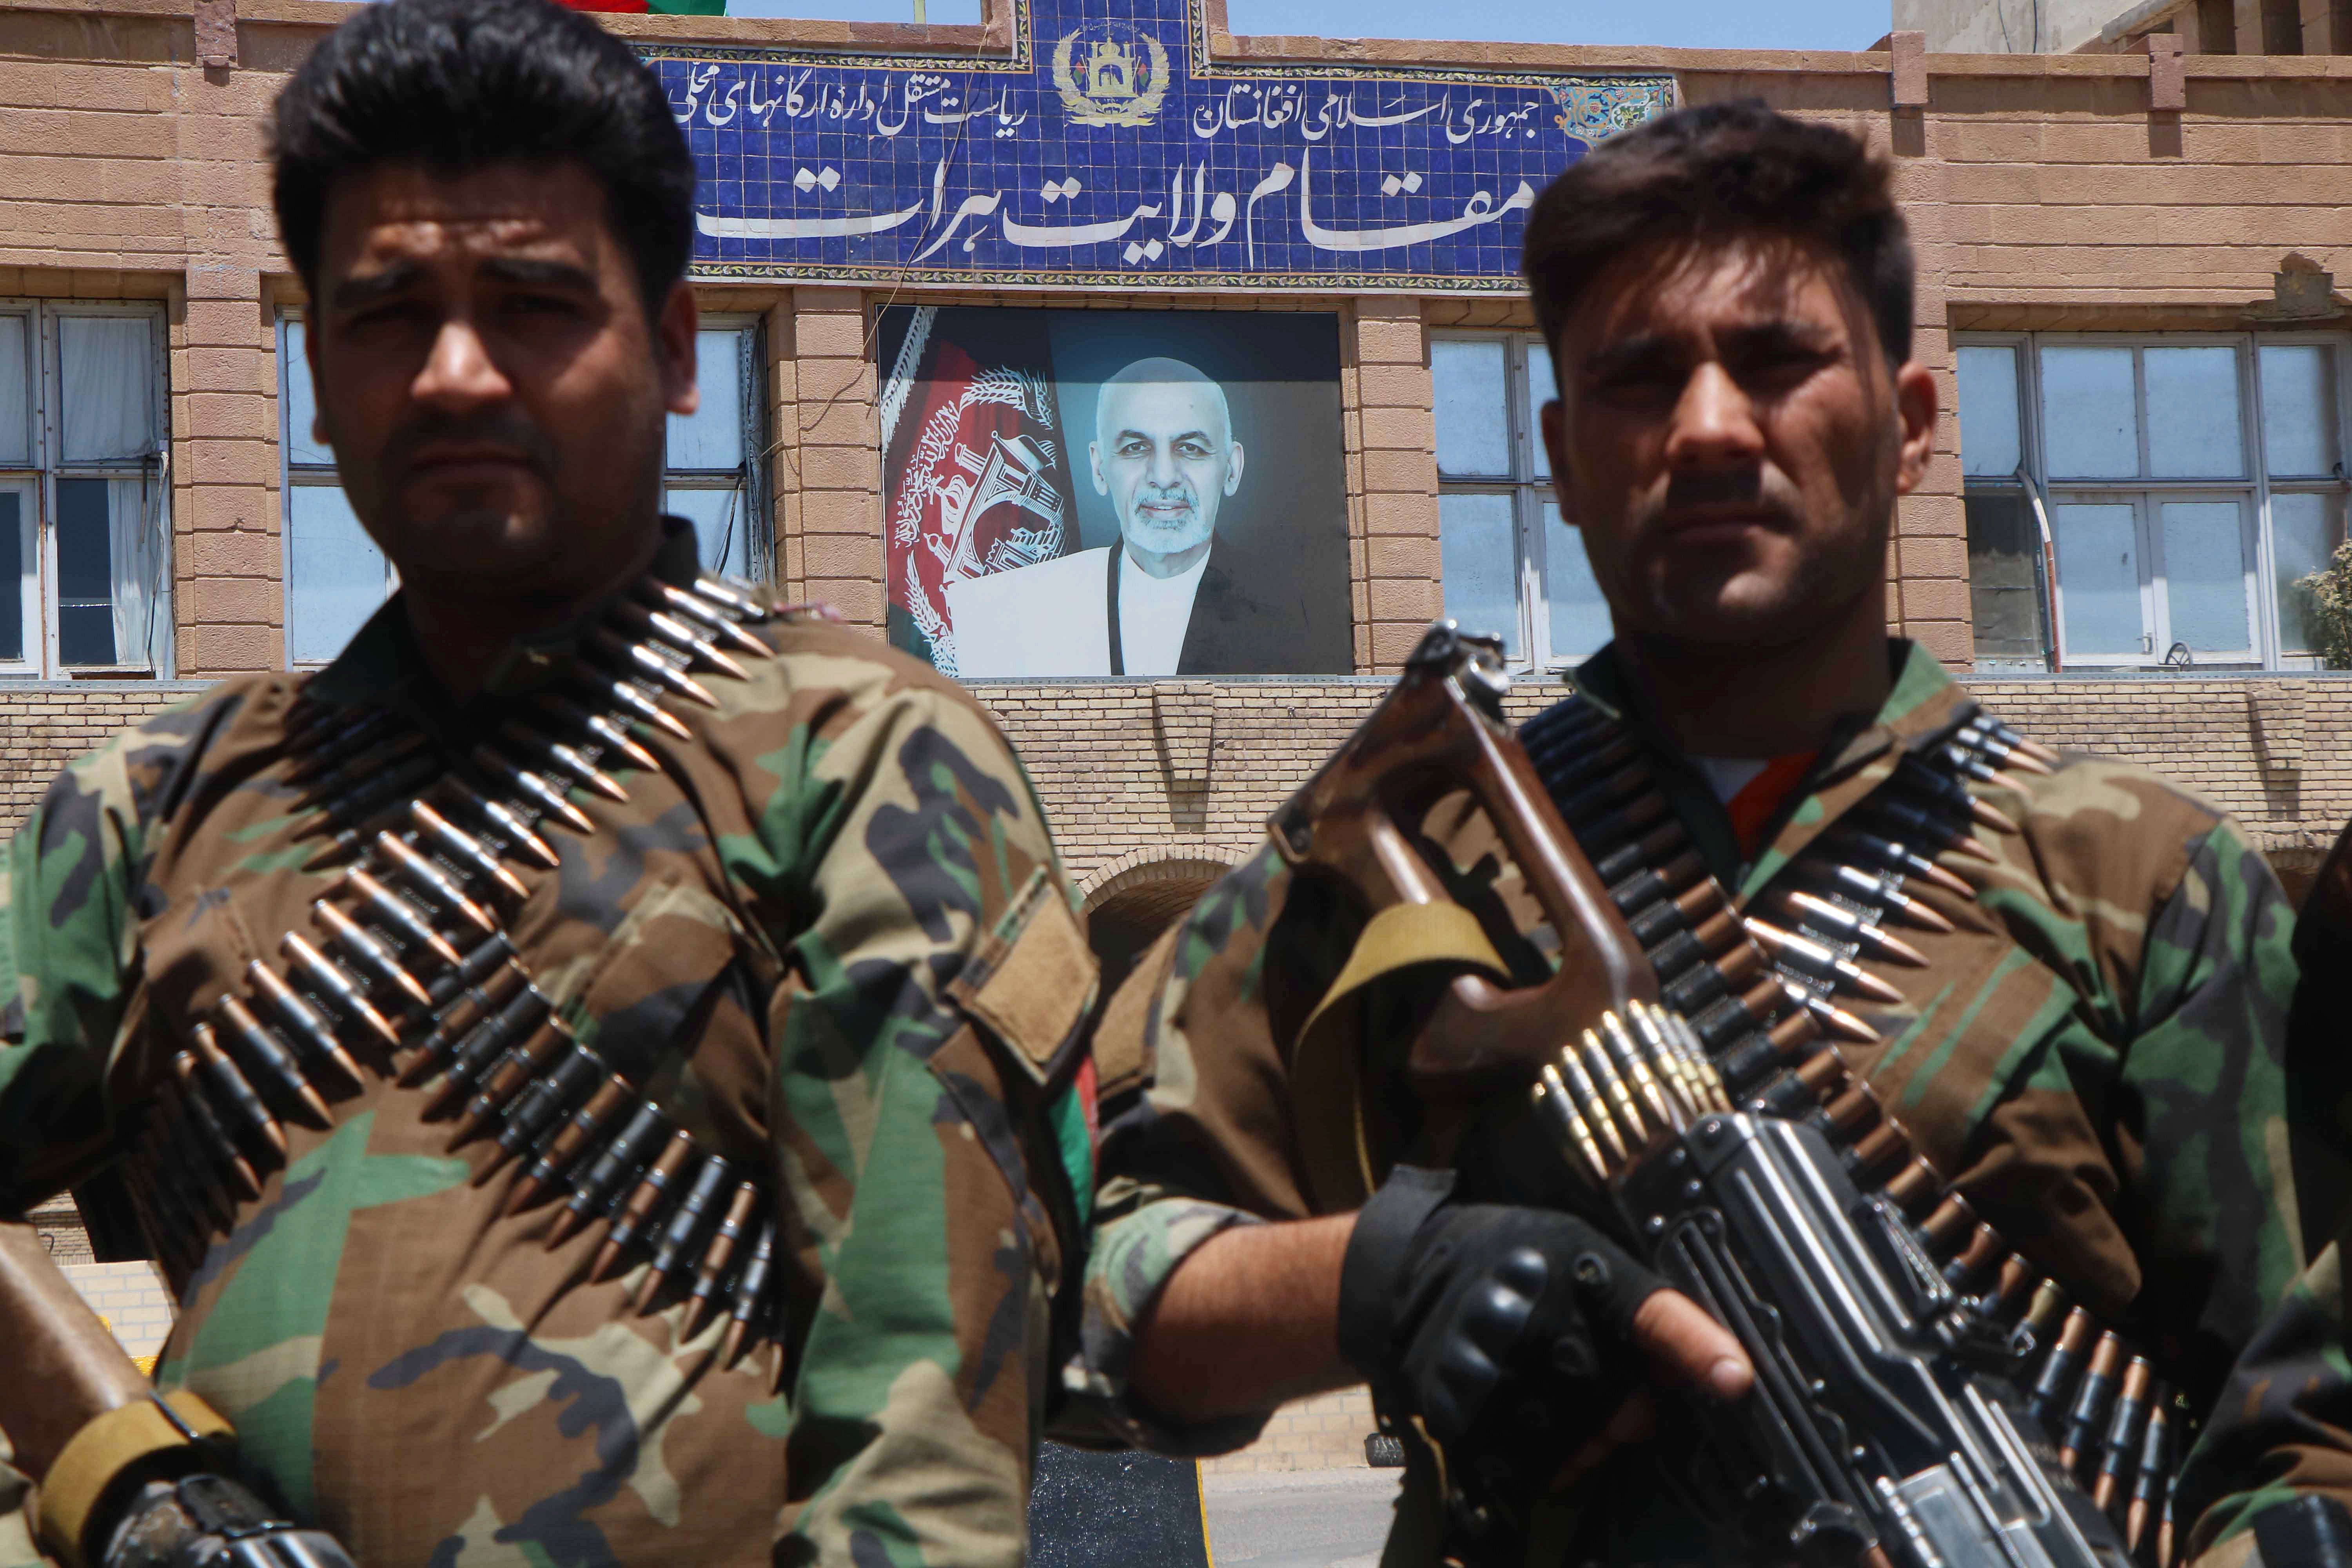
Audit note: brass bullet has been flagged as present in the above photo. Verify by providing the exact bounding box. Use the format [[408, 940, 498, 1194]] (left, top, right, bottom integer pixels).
[[244, 964, 365, 1090], [286, 708, 399, 784], [691, 574, 762, 619], [440, 781, 559, 871], [191, 1024, 289, 1159], [282, 931, 401, 1050], [409, 800, 535, 900], [211, 995, 334, 1129], [689, 1183, 763, 1336], [338, 867, 465, 969], [1533, 1069, 1610, 1186], [613, 599, 753, 683], [398, 957, 528, 1087], [1747, 918, 1908, 1007], [312, 900, 435, 1010], [540, 693, 661, 771], [471, 744, 597, 837], [450, 1018, 575, 1151], [645, 579, 769, 656], [426, 986, 550, 1116], [593, 628, 721, 711], [373, 832, 499, 936], [552, 1101, 671, 1247], [171, 1052, 263, 1202], [494, 1044, 608, 1161], [499, 720, 630, 804], [722, 1218, 780, 1369], [1599, 1011, 1676, 1132], [637, 1155, 734, 1313], [1552, 1045, 1626, 1166], [593, 1130, 698, 1283]]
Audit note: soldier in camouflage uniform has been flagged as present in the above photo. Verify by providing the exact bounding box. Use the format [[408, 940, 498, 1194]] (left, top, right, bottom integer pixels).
[[0, 1, 1094, 1563], [1078, 104, 2352, 1566]]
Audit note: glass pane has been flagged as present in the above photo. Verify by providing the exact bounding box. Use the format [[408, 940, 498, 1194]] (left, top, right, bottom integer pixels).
[[58, 316, 155, 462], [2053, 502, 2144, 656], [666, 328, 749, 472], [54, 477, 116, 666], [0, 316, 27, 467], [1542, 500, 1606, 661], [666, 486, 752, 580], [1433, 339, 1512, 479], [1525, 339, 1555, 482], [1438, 492, 1520, 659], [1956, 345, 2023, 479], [0, 492, 20, 662], [281, 319, 336, 469], [287, 485, 388, 664], [2274, 492, 2343, 655], [2158, 500, 2250, 653], [2261, 345, 2338, 477], [2144, 347, 2244, 479], [1964, 489, 2047, 661], [2040, 347, 2139, 479]]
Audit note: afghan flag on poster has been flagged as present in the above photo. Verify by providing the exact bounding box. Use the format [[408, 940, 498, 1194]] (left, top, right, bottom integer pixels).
[[878, 306, 1077, 677], [555, 0, 725, 13]]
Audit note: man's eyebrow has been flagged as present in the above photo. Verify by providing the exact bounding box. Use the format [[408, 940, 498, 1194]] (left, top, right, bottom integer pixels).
[[330, 262, 423, 310], [481, 256, 598, 290]]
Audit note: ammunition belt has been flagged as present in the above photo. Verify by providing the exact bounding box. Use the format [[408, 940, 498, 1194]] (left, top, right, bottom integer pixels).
[[1516, 697, 2184, 1566], [118, 571, 804, 1381]]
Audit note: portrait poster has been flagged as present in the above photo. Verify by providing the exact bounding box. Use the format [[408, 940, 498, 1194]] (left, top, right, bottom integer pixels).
[[879, 306, 1352, 679]]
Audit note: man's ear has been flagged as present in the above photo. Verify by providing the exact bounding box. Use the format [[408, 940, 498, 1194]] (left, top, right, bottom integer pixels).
[[657, 280, 700, 418], [1892, 359, 1937, 498], [1089, 441, 1108, 495], [1224, 441, 1245, 496]]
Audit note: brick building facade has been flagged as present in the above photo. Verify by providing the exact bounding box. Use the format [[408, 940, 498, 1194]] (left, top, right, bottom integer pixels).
[[7, 0, 2352, 1472]]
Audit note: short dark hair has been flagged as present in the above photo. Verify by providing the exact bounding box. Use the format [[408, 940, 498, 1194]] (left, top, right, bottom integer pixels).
[[270, 0, 696, 315], [1521, 101, 1913, 371]]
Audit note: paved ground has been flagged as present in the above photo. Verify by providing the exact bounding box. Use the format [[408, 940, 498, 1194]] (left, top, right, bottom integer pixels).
[[1200, 1467, 1401, 1568]]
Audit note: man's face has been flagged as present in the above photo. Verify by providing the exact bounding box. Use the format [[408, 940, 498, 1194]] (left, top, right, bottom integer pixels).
[[305, 162, 698, 608], [1541, 234, 1936, 653], [1090, 378, 1245, 566]]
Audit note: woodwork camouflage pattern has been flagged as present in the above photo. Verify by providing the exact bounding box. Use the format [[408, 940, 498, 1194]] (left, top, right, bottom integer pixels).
[[0, 524, 1097, 1566], [1083, 639, 2343, 1563]]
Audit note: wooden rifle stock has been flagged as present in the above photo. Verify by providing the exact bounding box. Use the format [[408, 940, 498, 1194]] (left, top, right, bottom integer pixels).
[[0, 1216, 150, 1481]]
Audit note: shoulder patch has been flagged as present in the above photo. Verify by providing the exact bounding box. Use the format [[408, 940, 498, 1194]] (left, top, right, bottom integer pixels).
[[950, 866, 1097, 1086]]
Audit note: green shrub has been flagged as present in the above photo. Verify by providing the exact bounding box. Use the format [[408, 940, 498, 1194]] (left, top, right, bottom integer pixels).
[[2296, 537, 2352, 670]]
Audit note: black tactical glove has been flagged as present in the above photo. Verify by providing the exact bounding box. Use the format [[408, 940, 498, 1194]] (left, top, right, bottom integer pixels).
[[1336, 1165, 1669, 1503], [103, 1475, 356, 1568]]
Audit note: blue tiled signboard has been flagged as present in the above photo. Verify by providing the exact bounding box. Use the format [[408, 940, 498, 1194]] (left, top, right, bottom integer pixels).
[[644, 0, 1673, 290]]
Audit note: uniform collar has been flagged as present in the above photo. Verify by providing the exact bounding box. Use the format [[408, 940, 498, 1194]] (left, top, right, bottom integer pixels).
[[1562, 638, 1983, 897], [304, 515, 704, 720]]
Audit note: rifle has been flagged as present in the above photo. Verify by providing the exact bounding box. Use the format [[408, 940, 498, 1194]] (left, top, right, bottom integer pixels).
[[1270, 623, 2140, 1568], [0, 1217, 355, 1568]]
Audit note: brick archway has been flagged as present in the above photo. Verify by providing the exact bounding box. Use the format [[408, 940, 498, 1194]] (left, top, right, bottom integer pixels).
[[1078, 844, 1249, 993]]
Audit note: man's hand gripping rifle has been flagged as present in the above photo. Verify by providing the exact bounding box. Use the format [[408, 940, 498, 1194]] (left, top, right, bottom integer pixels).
[[1270, 623, 2131, 1568], [0, 1218, 354, 1568]]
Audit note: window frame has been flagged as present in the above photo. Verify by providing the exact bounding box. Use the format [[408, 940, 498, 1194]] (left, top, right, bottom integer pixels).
[[664, 312, 770, 584], [1432, 328, 1591, 672], [1960, 327, 2352, 673], [276, 310, 398, 670], [0, 299, 171, 679]]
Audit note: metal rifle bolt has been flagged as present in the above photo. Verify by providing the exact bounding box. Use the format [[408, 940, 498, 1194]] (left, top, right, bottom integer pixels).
[[638, 1155, 735, 1313], [644, 579, 769, 656], [498, 720, 630, 804], [689, 1183, 763, 1335], [452, 1018, 576, 1150], [375, 831, 499, 934], [721, 1217, 780, 1368], [471, 744, 597, 837], [538, 694, 661, 773], [552, 1101, 671, 1246], [243, 964, 366, 1090], [338, 867, 463, 968], [312, 900, 435, 1010], [593, 1130, 699, 1282], [440, 780, 559, 871], [211, 995, 332, 1129], [282, 931, 401, 1050], [512, 1075, 635, 1215]]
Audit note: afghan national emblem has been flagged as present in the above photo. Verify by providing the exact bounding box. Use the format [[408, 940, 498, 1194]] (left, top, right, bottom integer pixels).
[[1052, 22, 1170, 128]]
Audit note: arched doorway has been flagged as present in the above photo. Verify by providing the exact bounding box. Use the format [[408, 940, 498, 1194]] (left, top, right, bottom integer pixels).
[[1080, 848, 1244, 999]]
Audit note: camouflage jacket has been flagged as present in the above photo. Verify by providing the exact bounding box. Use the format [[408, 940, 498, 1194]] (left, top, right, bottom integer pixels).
[[0, 523, 1097, 1566], [1083, 639, 2338, 1564]]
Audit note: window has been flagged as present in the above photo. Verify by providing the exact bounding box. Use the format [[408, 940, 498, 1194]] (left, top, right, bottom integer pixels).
[[277, 314, 772, 668], [1959, 332, 2347, 671], [666, 318, 768, 583], [1432, 332, 1606, 670], [279, 316, 393, 667], [0, 302, 169, 676]]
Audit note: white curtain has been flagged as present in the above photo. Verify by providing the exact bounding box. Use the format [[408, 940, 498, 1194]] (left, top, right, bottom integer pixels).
[[60, 316, 162, 668]]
